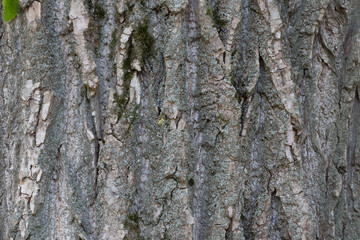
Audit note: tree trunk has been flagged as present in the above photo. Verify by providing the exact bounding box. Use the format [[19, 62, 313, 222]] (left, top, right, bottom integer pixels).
[[1, 0, 360, 239]]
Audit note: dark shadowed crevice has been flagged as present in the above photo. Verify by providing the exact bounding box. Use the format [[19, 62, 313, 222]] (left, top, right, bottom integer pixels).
[[344, 88, 360, 216], [153, 52, 166, 112], [92, 131, 100, 226], [208, 0, 228, 43], [184, 0, 208, 239], [257, 56, 267, 95], [275, 0, 296, 25], [82, 87, 102, 239], [268, 189, 291, 240], [269, 190, 280, 239], [240, 54, 269, 240], [241, 213, 254, 240], [338, 25, 352, 108], [225, 217, 233, 240], [55, 144, 63, 240]]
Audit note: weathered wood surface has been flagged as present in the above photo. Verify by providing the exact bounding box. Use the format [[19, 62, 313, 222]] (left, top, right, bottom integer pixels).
[[1, 0, 360, 239]]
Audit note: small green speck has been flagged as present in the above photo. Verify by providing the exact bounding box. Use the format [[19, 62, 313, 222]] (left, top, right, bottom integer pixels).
[[158, 118, 165, 125]]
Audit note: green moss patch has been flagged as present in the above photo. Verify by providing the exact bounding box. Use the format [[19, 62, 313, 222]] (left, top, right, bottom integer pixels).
[[124, 214, 140, 236], [133, 19, 155, 64], [109, 30, 118, 62], [114, 37, 135, 117]]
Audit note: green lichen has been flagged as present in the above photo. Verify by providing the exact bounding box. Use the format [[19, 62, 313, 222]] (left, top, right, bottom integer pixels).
[[124, 214, 140, 238], [213, 12, 228, 29], [123, 37, 135, 80], [126, 214, 140, 225], [207, 5, 228, 30], [161, 234, 171, 240], [83, 0, 104, 56], [230, 76, 236, 87], [84, 0, 106, 20], [126, 3, 135, 13], [109, 30, 118, 62], [114, 92, 128, 118], [113, 20, 153, 120], [94, 2, 106, 20], [114, 9, 121, 24], [206, 7, 212, 16], [133, 19, 155, 64]]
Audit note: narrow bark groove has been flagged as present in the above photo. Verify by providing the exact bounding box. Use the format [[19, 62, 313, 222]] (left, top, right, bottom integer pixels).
[[345, 89, 360, 216]]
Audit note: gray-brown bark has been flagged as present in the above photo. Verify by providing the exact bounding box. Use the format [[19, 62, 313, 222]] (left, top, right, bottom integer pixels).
[[1, 0, 360, 239]]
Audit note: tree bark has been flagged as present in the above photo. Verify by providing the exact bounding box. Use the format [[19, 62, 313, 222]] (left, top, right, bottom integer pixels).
[[1, 0, 360, 239]]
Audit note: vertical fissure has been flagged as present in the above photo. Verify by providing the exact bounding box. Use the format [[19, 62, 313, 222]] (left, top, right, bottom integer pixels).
[[82, 84, 103, 240], [344, 88, 360, 216], [268, 189, 290, 240], [56, 144, 63, 240], [241, 213, 254, 240], [184, 0, 203, 239], [90, 98, 101, 240], [225, 217, 233, 240]]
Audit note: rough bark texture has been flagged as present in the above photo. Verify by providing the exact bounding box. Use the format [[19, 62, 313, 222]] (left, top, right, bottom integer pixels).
[[1, 0, 360, 239]]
